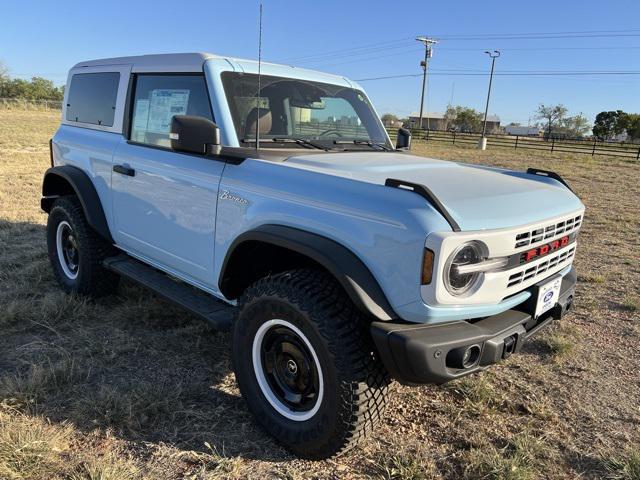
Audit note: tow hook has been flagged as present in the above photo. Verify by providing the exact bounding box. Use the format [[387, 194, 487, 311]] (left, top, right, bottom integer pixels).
[[502, 334, 517, 359]]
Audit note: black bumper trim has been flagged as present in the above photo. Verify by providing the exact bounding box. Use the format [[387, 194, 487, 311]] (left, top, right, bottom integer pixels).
[[371, 267, 576, 385]]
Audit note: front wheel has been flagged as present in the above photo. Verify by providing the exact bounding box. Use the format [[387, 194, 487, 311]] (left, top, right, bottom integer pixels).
[[232, 269, 390, 459], [46, 196, 119, 296]]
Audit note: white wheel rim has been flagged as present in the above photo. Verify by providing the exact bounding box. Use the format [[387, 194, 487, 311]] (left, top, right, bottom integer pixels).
[[252, 319, 324, 422], [56, 220, 79, 280]]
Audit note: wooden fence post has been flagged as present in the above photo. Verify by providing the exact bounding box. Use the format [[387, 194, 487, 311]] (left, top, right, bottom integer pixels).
[[551, 138, 555, 153], [636, 146, 640, 161], [515, 136, 519, 149], [592, 139, 597, 156], [452, 131, 456, 145]]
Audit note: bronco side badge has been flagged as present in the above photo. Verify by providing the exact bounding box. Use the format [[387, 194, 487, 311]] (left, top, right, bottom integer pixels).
[[219, 189, 248, 205]]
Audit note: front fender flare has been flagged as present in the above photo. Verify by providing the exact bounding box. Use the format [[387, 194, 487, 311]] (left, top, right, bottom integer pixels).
[[220, 225, 397, 321], [41, 165, 113, 243]]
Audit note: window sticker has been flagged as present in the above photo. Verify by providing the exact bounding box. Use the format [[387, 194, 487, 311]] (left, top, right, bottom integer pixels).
[[132, 99, 150, 142], [146, 89, 190, 134]]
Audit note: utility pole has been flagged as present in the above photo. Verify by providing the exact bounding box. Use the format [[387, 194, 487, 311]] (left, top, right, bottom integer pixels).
[[479, 50, 500, 150], [416, 36, 438, 130]]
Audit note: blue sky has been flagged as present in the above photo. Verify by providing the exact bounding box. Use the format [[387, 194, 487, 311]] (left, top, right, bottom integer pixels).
[[2, 0, 639, 125]]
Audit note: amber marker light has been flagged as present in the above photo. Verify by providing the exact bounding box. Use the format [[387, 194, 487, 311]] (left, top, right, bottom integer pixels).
[[421, 249, 435, 285]]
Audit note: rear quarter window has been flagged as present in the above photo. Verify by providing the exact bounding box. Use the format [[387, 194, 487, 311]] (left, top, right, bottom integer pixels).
[[66, 72, 120, 126]]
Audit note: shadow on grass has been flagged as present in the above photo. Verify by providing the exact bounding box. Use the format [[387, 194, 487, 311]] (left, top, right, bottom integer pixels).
[[0, 219, 291, 463]]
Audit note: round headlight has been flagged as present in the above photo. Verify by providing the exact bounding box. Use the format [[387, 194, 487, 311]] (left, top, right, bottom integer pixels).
[[444, 241, 485, 296]]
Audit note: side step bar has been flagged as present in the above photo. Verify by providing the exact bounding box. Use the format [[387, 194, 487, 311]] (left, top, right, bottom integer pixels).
[[103, 255, 235, 331]]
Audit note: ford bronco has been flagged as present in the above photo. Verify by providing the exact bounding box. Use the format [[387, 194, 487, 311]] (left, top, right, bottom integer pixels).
[[42, 53, 584, 459]]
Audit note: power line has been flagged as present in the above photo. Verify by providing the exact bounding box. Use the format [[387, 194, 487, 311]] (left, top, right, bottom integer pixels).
[[292, 42, 417, 65], [280, 29, 640, 63], [355, 70, 640, 81], [279, 37, 414, 62], [432, 28, 640, 40], [439, 45, 640, 51], [299, 45, 640, 70]]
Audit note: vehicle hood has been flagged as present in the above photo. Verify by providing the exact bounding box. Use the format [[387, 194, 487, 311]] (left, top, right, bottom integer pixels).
[[283, 151, 584, 231]]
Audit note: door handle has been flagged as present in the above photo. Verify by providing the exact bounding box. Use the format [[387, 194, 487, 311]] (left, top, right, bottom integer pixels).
[[113, 165, 135, 177]]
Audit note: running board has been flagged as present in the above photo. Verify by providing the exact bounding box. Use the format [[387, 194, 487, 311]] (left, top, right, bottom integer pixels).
[[103, 255, 235, 331]]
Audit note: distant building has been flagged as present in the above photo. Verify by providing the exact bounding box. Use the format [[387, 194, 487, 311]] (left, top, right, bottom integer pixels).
[[408, 112, 500, 132], [504, 125, 541, 137], [408, 112, 446, 130]]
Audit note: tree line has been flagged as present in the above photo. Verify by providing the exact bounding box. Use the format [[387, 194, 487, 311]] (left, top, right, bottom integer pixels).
[[592, 110, 640, 141], [0, 62, 64, 101], [382, 104, 640, 142]]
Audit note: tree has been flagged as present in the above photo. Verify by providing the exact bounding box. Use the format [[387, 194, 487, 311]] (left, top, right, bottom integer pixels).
[[0, 63, 64, 101], [561, 113, 590, 138], [625, 113, 640, 141], [592, 110, 627, 140], [380, 113, 398, 123], [444, 105, 483, 133], [535, 104, 568, 139]]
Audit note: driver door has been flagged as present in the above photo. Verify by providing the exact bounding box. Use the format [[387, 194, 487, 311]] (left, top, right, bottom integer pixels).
[[111, 74, 224, 287]]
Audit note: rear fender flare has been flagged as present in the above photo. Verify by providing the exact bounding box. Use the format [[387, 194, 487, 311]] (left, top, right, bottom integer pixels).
[[41, 165, 113, 243]]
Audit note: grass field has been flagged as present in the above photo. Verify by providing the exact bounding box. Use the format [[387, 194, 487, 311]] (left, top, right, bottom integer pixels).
[[1, 109, 639, 479]]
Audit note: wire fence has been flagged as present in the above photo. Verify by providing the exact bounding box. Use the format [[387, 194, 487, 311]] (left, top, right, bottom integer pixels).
[[0, 97, 63, 110], [387, 128, 640, 161]]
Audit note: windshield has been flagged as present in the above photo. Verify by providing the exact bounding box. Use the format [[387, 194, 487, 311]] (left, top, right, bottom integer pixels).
[[221, 72, 391, 149]]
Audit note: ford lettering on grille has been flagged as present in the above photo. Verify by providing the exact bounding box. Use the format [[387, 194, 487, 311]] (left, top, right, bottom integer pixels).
[[520, 235, 569, 264]]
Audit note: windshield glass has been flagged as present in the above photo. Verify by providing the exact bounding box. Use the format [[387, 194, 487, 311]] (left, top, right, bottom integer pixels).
[[221, 72, 390, 149]]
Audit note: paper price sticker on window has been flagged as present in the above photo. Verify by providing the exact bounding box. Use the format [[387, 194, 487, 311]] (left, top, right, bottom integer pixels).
[[147, 89, 190, 134]]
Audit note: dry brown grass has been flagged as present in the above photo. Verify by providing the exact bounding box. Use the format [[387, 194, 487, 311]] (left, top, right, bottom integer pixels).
[[1, 110, 639, 479]]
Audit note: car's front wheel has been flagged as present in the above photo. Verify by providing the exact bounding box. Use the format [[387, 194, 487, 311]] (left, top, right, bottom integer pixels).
[[46, 196, 119, 296], [232, 269, 390, 459]]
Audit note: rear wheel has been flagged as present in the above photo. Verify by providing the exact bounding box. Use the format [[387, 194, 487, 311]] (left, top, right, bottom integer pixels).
[[47, 196, 119, 296], [232, 269, 390, 459]]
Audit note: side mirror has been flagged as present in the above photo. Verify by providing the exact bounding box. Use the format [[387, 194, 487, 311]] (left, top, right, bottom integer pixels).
[[170, 115, 220, 155], [396, 128, 412, 150]]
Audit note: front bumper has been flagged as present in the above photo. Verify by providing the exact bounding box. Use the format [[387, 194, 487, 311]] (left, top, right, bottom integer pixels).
[[371, 267, 576, 384]]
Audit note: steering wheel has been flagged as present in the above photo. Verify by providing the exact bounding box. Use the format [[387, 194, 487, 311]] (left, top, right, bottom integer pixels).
[[318, 129, 343, 137]]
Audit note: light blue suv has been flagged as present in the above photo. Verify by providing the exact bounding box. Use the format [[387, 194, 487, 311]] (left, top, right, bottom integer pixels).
[[42, 53, 584, 458]]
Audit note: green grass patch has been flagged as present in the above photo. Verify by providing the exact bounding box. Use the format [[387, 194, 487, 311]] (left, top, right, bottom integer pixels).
[[604, 449, 640, 480], [464, 432, 548, 480]]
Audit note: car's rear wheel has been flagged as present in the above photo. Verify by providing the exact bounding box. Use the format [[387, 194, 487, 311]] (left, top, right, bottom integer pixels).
[[232, 269, 390, 459], [47, 196, 119, 296]]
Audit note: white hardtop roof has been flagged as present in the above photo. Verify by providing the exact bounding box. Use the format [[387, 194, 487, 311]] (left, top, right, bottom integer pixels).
[[72, 52, 352, 85], [73, 52, 216, 70]]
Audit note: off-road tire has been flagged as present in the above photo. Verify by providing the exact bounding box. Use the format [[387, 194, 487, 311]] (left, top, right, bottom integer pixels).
[[232, 269, 390, 459], [47, 196, 119, 296]]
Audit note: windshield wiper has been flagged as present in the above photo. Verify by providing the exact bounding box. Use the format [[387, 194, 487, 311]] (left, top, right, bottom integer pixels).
[[242, 137, 328, 151], [333, 139, 392, 151]]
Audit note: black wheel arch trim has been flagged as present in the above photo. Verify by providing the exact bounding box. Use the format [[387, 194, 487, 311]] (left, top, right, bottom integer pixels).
[[219, 224, 397, 321], [41, 165, 114, 243]]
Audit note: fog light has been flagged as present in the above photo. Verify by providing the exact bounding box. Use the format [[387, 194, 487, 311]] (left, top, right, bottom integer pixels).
[[446, 344, 482, 369]]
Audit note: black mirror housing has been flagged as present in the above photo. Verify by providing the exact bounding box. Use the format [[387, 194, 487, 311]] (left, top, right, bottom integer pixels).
[[171, 115, 220, 155], [396, 128, 412, 150]]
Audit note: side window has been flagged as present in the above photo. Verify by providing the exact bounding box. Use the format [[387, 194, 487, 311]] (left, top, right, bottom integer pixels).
[[66, 72, 120, 126], [130, 75, 213, 148]]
